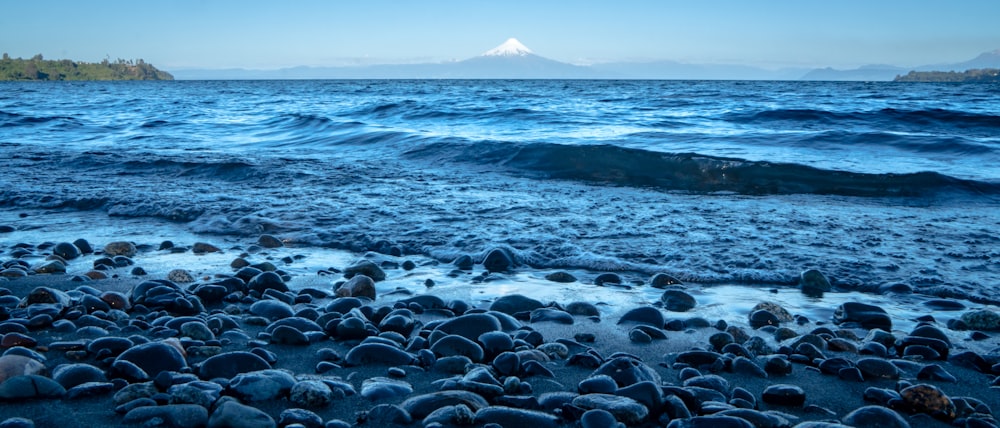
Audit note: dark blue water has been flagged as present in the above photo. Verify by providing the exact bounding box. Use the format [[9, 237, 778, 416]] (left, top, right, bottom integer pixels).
[[2, 80, 999, 302]]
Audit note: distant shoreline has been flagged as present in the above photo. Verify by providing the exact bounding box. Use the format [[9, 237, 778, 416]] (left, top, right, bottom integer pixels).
[[0, 54, 172, 81]]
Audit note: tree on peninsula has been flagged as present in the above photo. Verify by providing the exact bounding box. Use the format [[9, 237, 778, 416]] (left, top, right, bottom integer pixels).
[[0, 54, 173, 81]]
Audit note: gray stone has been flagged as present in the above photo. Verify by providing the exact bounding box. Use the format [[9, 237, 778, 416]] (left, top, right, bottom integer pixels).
[[104, 241, 137, 257], [800, 269, 831, 297], [361, 377, 413, 401], [842, 405, 911, 428], [208, 400, 275, 428], [123, 404, 208, 428], [335, 274, 376, 300], [229, 369, 296, 401], [344, 260, 386, 281], [661, 289, 697, 312], [572, 393, 649, 425], [289, 380, 333, 408]]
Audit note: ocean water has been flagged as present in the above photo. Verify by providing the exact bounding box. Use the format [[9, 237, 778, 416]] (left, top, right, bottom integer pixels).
[[1, 80, 999, 305]]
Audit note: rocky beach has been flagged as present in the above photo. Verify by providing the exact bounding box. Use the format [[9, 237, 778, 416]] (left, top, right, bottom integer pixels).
[[0, 230, 998, 428]]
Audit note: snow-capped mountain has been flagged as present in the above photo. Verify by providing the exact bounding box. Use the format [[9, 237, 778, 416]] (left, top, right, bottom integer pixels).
[[481, 38, 534, 57]]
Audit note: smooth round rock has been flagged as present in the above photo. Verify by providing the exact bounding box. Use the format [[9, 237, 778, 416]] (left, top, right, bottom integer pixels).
[[278, 408, 321, 428], [0, 375, 65, 399], [761, 384, 805, 406], [198, 351, 271, 380], [104, 242, 137, 257], [335, 274, 376, 300], [115, 340, 187, 378], [361, 377, 413, 401], [344, 343, 416, 366], [433, 313, 503, 342], [661, 289, 697, 312], [289, 380, 333, 408], [258, 234, 284, 248], [431, 334, 485, 362], [590, 356, 661, 387], [545, 271, 577, 283], [489, 294, 543, 315], [229, 369, 296, 401], [617, 306, 665, 327], [894, 383, 956, 420], [53, 242, 81, 260], [400, 390, 489, 419], [52, 363, 107, 389], [530, 308, 574, 324], [572, 393, 649, 425], [123, 404, 208, 428], [249, 299, 294, 321], [474, 406, 559, 428], [833, 302, 892, 331], [483, 248, 514, 272], [666, 415, 755, 428], [799, 269, 831, 297], [343, 260, 386, 281], [842, 405, 911, 428], [208, 400, 275, 428], [856, 357, 900, 380]]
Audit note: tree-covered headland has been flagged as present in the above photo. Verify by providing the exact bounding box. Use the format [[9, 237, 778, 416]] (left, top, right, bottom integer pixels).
[[894, 68, 1000, 83], [0, 53, 173, 81]]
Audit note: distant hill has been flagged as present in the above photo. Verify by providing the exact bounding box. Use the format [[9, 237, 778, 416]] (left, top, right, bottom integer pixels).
[[0, 54, 173, 81], [801, 49, 1000, 81], [800, 64, 907, 81], [894, 68, 1000, 82], [169, 41, 1000, 82]]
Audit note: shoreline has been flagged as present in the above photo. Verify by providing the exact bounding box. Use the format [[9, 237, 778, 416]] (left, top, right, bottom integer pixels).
[[0, 235, 998, 427]]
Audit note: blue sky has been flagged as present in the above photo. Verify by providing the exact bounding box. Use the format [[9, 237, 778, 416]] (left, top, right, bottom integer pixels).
[[2, 0, 998, 70]]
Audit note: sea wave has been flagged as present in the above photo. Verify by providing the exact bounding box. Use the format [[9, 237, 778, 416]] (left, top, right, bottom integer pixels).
[[726, 107, 1000, 132], [406, 141, 1000, 197]]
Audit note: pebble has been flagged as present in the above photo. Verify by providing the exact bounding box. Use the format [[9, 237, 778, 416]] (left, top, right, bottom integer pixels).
[[335, 274, 376, 300], [661, 289, 697, 312], [343, 260, 386, 281], [114, 340, 188, 378], [591, 356, 661, 387], [572, 393, 649, 425], [544, 271, 577, 283], [960, 310, 1000, 331], [400, 390, 489, 419], [842, 405, 911, 428], [361, 376, 413, 401], [258, 234, 284, 248], [489, 294, 543, 315], [247, 271, 290, 294], [618, 306, 665, 327], [198, 351, 271, 380], [856, 357, 900, 380], [192, 242, 221, 254], [0, 374, 66, 399], [103, 241, 137, 257], [229, 369, 296, 401], [167, 269, 195, 283], [892, 383, 956, 420], [483, 248, 514, 272], [580, 409, 623, 428], [799, 269, 831, 297], [474, 406, 559, 428], [52, 242, 81, 260], [52, 363, 107, 388], [530, 308, 574, 324], [207, 400, 276, 428], [761, 384, 806, 406], [344, 343, 417, 366], [431, 334, 485, 362], [289, 380, 334, 407], [122, 404, 208, 428], [666, 415, 755, 428], [833, 302, 892, 331]]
